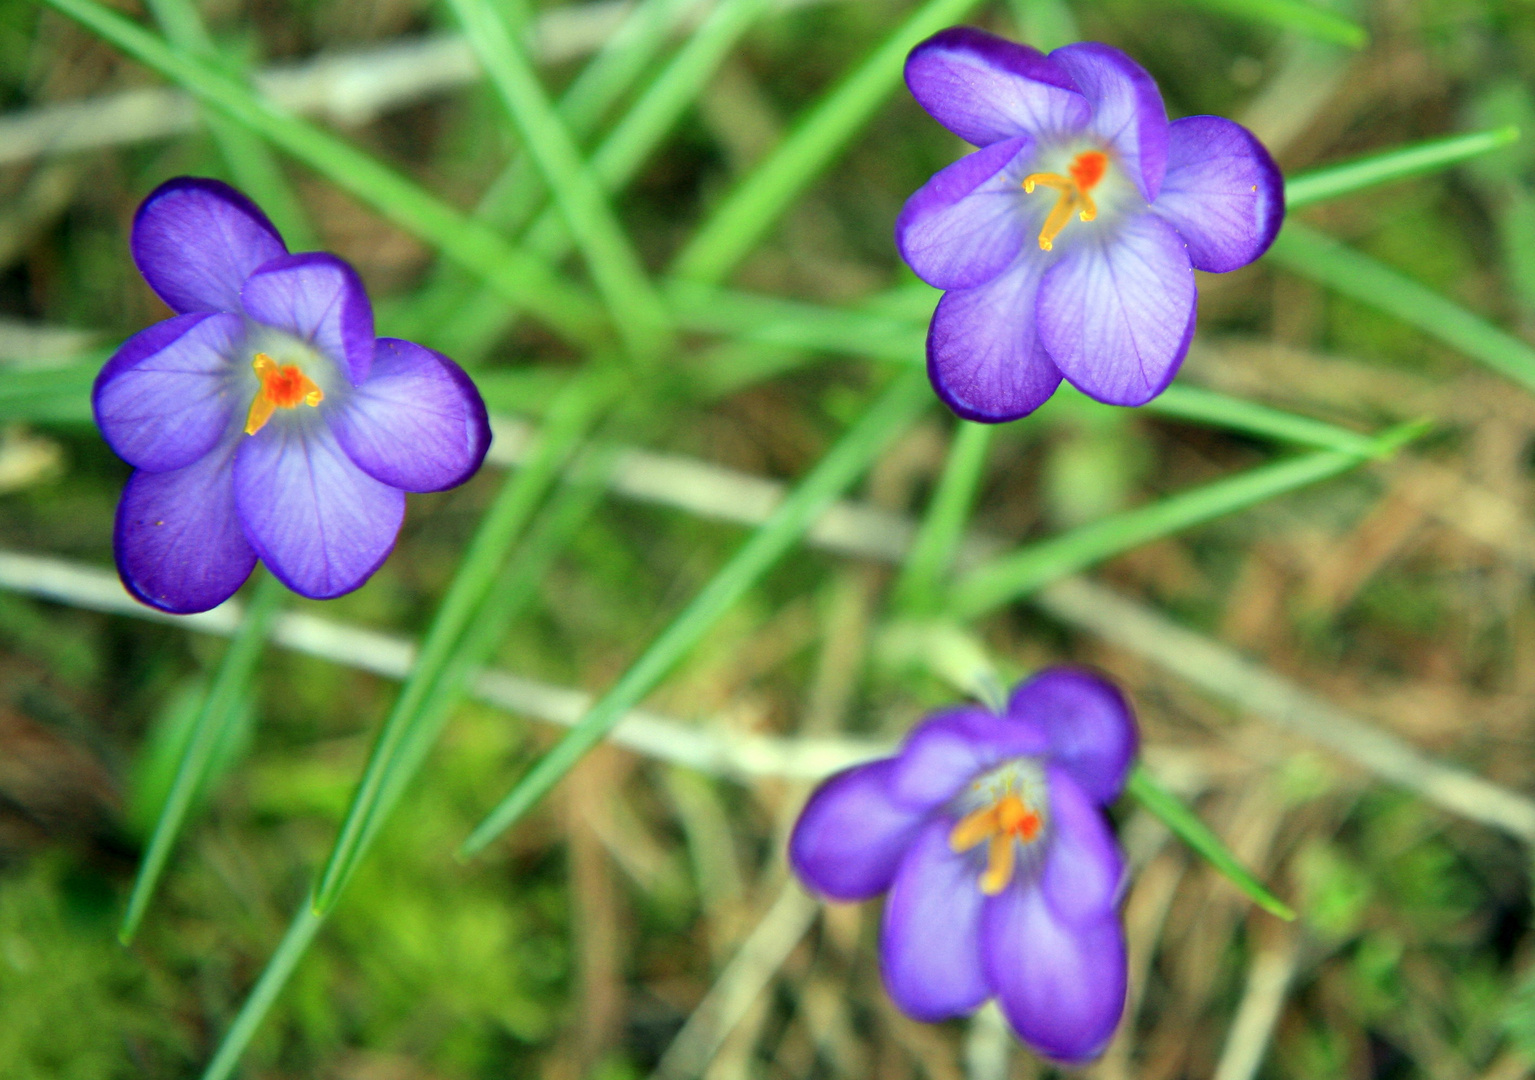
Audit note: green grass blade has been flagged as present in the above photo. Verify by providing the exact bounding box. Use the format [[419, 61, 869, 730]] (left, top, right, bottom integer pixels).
[[459, 369, 931, 856], [144, 0, 316, 247], [43, 0, 605, 350], [445, 0, 671, 361], [118, 570, 285, 944], [1269, 221, 1535, 394], [201, 901, 325, 1080], [1126, 765, 1296, 919], [949, 421, 1425, 619], [311, 371, 617, 912], [671, 0, 986, 284], [1286, 127, 1520, 209], [1137, 384, 1378, 456], [894, 421, 995, 614], [1172, 0, 1365, 48]]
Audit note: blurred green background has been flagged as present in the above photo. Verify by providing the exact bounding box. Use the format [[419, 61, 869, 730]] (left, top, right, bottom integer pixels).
[[5, 0, 1535, 1077]]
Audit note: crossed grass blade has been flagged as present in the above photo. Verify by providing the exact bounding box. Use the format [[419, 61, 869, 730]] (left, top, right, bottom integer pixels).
[[43, 0, 606, 351], [459, 369, 933, 856]]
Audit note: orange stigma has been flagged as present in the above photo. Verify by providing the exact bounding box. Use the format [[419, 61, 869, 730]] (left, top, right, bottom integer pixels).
[[245, 352, 323, 435], [950, 792, 1045, 895], [1021, 150, 1109, 251]]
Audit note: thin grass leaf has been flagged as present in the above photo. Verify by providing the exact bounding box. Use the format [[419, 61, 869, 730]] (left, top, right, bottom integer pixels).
[[459, 369, 932, 856], [1269, 221, 1535, 394], [201, 902, 325, 1080], [43, 0, 605, 350], [312, 370, 619, 912], [0, 361, 100, 424], [671, 0, 986, 284], [145, 0, 317, 247], [1287, 127, 1520, 209], [118, 570, 284, 944], [1126, 765, 1296, 919], [949, 420, 1427, 619], [894, 421, 995, 614], [669, 281, 1388, 453], [1171, 0, 1365, 48], [445, 0, 671, 361]]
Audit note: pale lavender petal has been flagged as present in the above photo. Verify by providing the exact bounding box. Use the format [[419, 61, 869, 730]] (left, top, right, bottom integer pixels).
[[888, 707, 1049, 809], [1050, 43, 1168, 202], [880, 818, 990, 1021], [1152, 115, 1284, 273], [233, 417, 404, 600], [906, 27, 1089, 147], [1009, 668, 1137, 803], [240, 253, 375, 385], [896, 136, 1036, 290], [131, 177, 287, 314], [790, 760, 927, 902], [1037, 212, 1196, 406], [329, 338, 490, 492], [1038, 767, 1124, 922], [928, 254, 1062, 422], [94, 313, 244, 472], [114, 437, 255, 614], [982, 884, 1127, 1063]]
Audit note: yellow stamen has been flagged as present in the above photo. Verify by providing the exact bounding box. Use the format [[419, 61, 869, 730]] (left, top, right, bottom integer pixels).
[[949, 790, 1046, 894], [950, 806, 999, 853], [245, 352, 324, 435], [980, 833, 1016, 895], [1021, 150, 1111, 251]]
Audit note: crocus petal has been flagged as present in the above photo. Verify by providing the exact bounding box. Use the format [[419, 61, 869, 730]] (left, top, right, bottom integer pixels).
[[240, 253, 375, 385], [1152, 115, 1284, 273], [928, 254, 1063, 422], [114, 438, 256, 614], [888, 707, 1049, 809], [94, 313, 243, 472], [1050, 43, 1168, 202], [983, 884, 1127, 1063], [233, 417, 404, 600], [896, 136, 1038, 290], [1037, 212, 1196, 406], [1009, 668, 1138, 804], [328, 338, 490, 492], [905, 27, 1089, 147], [790, 760, 928, 902], [1039, 767, 1124, 922], [131, 177, 287, 314], [880, 818, 991, 1021]]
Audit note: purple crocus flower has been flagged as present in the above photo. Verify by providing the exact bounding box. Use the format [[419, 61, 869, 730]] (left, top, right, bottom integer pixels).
[[896, 28, 1284, 421], [790, 668, 1137, 1063], [95, 177, 491, 614]]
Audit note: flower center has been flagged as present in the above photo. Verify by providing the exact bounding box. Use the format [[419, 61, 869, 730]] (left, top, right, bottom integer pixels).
[[1021, 150, 1109, 252], [245, 352, 324, 435], [949, 761, 1050, 896]]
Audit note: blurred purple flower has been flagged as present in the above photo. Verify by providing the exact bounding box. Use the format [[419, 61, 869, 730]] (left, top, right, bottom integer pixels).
[[790, 668, 1137, 1063], [95, 177, 490, 614], [896, 28, 1284, 421]]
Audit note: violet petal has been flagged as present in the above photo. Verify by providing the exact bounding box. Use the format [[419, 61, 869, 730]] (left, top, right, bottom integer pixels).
[[233, 416, 404, 599], [94, 312, 243, 473], [888, 707, 1050, 809], [879, 817, 991, 1021], [896, 135, 1036, 290], [329, 338, 490, 492], [1050, 43, 1168, 202], [1036, 211, 1196, 406], [1152, 115, 1284, 273], [114, 437, 256, 614], [905, 27, 1089, 147], [131, 177, 287, 314], [928, 254, 1063, 422], [1010, 668, 1137, 803], [1038, 766, 1125, 923], [240, 252, 376, 385], [790, 760, 927, 902], [982, 884, 1127, 1063]]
